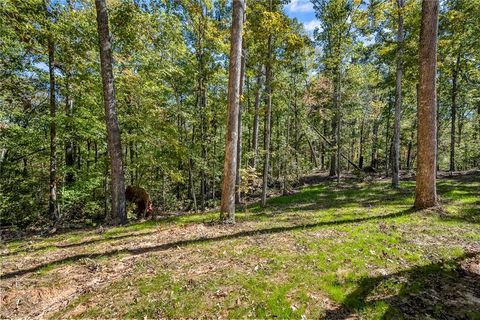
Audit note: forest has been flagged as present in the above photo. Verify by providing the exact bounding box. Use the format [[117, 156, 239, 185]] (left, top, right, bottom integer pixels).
[[1, 0, 479, 318]]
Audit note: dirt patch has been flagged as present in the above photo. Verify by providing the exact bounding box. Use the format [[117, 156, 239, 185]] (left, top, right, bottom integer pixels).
[[0, 220, 299, 319]]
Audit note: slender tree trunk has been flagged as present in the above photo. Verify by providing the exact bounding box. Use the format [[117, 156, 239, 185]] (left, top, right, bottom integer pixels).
[[415, 0, 439, 209], [371, 118, 379, 168], [449, 55, 459, 172], [350, 126, 355, 170], [358, 115, 364, 169], [48, 38, 57, 221], [385, 95, 393, 176], [188, 157, 198, 212], [220, 0, 245, 222], [321, 120, 327, 170], [250, 65, 263, 169], [336, 111, 340, 183], [306, 137, 318, 168], [330, 70, 340, 178], [477, 103, 480, 142], [261, 0, 273, 207], [65, 72, 75, 185], [406, 119, 417, 170], [457, 114, 463, 161], [476, 103, 480, 168], [87, 140, 91, 172], [329, 115, 337, 176], [195, 3, 208, 212], [235, 47, 246, 204], [334, 71, 341, 183], [95, 0, 127, 225], [392, 0, 404, 188]]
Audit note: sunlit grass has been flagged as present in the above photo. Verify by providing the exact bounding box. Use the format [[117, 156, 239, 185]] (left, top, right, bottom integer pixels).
[[3, 177, 479, 319]]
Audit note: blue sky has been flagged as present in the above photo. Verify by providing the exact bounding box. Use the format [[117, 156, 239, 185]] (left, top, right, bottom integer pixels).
[[284, 0, 320, 34]]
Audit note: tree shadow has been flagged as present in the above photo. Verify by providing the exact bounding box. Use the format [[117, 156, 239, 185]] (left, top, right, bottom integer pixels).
[[326, 252, 480, 319], [245, 183, 414, 218], [0, 230, 158, 258], [243, 177, 479, 224], [0, 208, 415, 280]]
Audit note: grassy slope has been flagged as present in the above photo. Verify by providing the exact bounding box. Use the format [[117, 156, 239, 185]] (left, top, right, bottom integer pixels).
[[1, 176, 479, 319]]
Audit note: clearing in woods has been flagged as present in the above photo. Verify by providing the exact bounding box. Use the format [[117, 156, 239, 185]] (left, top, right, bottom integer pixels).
[[1, 173, 479, 319]]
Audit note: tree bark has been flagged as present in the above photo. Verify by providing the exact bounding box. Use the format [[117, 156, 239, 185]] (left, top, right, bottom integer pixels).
[[392, 0, 404, 188], [449, 55, 460, 172], [261, 0, 273, 207], [48, 38, 57, 221], [250, 65, 263, 169], [95, 0, 127, 225], [334, 71, 341, 183], [385, 95, 393, 176], [371, 118, 379, 168], [65, 72, 75, 185], [406, 119, 417, 170], [220, 0, 245, 223], [415, 0, 439, 209], [329, 69, 340, 178], [358, 115, 364, 169], [235, 47, 246, 205], [329, 115, 337, 176]]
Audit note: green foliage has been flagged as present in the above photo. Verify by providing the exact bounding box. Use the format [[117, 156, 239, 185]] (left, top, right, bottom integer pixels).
[[0, 0, 479, 229]]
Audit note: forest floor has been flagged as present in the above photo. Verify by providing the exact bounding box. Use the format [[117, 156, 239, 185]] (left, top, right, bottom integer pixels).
[[1, 172, 479, 319]]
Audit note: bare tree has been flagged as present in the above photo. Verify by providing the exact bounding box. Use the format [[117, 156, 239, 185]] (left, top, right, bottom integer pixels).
[[415, 0, 439, 209], [95, 0, 127, 225], [220, 0, 246, 223]]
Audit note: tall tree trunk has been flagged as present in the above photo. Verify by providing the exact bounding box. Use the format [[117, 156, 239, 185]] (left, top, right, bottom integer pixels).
[[220, 0, 245, 223], [321, 120, 327, 170], [235, 47, 246, 205], [371, 118, 379, 168], [415, 0, 439, 209], [330, 69, 340, 178], [358, 115, 365, 169], [449, 55, 459, 172], [385, 95, 393, 176], [477, 103, 480, 142], [333, 70, 341, 183], [406, 119, 417, 170], [250, 65, 263, 169], [261, 0, 273, 207], [188, 157, 198, 213], [95, 0, 127, 225], [392, 0, 404, 188], [329, 115, 337, 176], [336, 111, 340, 183], [65, 72, 75, 185], [457, 113, 463, 168], [306, 137, 318, 168], [48, 38, 57, 221]]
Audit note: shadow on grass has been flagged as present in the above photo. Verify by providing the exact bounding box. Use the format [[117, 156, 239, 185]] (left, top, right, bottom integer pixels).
[[247, 180, 479, 219], [0, 208, 415, 280], [245, 183, 412, 214], [326, 251, 480, 320], [0, 231, 159, 258]]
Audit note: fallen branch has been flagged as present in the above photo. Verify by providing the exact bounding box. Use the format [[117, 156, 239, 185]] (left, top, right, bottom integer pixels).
[[307, 121, 361, 171]]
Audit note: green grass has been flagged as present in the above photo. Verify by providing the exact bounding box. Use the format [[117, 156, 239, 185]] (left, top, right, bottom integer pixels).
[[2, 176, 479, 319]]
